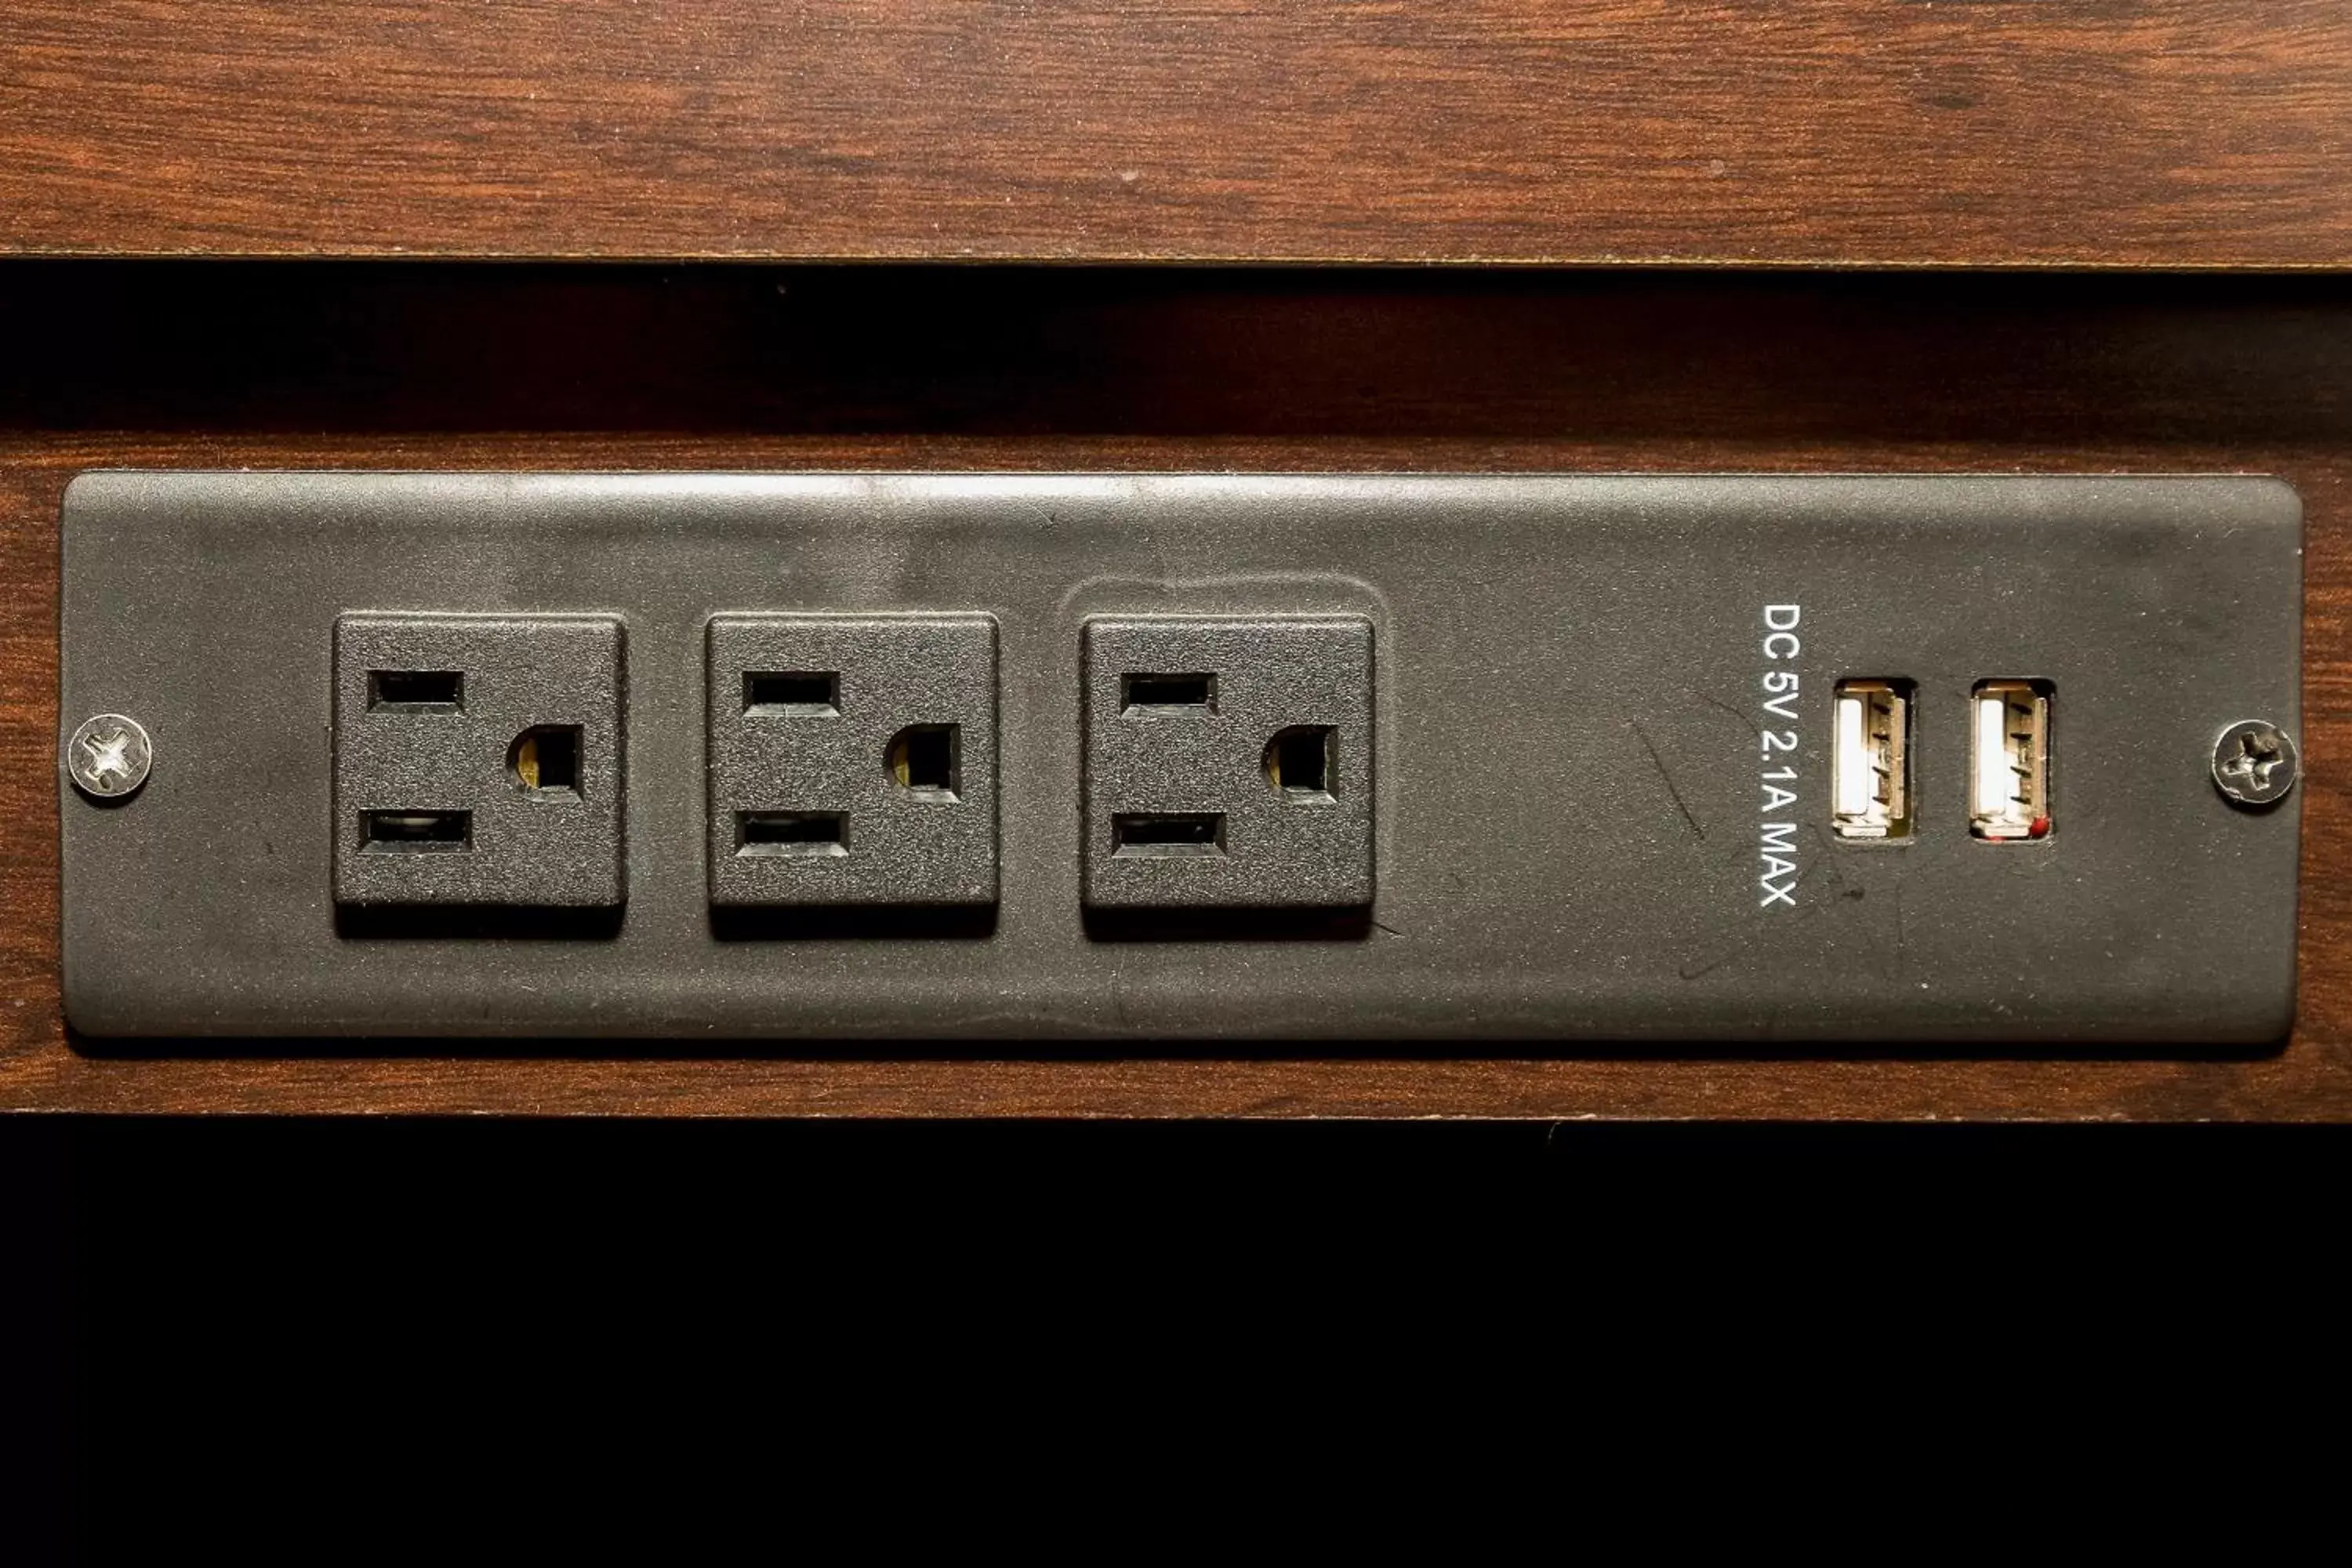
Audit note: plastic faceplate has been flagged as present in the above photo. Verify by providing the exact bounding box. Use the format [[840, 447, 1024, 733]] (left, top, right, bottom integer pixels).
[[59, 472, 2301, 1044]]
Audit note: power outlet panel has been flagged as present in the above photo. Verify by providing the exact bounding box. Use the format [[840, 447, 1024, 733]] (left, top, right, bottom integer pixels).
[[1082, 615, 1375, 912], [332, 612, 626, 909], [706, 612, 998, 908], [57, 472, 2303, 1045]]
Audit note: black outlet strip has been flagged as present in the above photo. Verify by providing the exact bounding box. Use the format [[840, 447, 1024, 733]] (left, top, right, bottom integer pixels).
[[59, 472, 2301, 1045]]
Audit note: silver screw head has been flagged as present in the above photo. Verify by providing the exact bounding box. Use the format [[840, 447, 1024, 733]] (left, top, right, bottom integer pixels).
[[67, 713, 153, 800], [2212, 720, 2299, 808]]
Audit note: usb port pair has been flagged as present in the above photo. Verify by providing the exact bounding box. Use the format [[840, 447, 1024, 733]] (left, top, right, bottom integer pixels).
[[1831, 679, 2050, 842]]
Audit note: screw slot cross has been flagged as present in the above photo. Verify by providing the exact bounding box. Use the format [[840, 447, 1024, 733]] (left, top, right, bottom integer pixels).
[[2218, 729, 2283, 793], [81, 725, 136, 787]]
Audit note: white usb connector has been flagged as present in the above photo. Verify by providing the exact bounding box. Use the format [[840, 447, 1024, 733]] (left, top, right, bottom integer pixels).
[[1831, 680, 1910, 839], [1970, 680, 2051, 840]]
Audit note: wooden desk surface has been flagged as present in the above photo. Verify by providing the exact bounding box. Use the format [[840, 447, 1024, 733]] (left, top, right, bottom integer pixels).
[[1, 265, 2346, 1118], [4, 2, 2347, 267]]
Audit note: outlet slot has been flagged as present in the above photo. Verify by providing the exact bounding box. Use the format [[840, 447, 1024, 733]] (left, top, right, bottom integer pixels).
[[1972, 680, 2053, 841], [1123, 673, 1216, 714], [744, 673, 840, 717], [1112, 812, 1228, 858], [887, 724, 961, 801], [361, 810, 472, 852], [1265, 725, 1335, 803], [509, 725, 582, 798], [367, 670, 463, 713], [736, 811, 849, 858]]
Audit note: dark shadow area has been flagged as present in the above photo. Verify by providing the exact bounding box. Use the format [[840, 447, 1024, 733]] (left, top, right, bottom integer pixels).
[[53, 1114, 2352, 1220], [2, 261, 2346, 446], [332, 903, 627, 941], [1080, 906, 1374, 943], [0, 1119, 72, 1564], [709, 904, 999, 942], [43, 1114, 2337, 1552]]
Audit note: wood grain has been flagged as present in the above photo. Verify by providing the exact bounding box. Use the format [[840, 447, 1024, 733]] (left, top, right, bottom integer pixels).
[[2, 264, 2348, 1118], [3, 2, 2348, 267]]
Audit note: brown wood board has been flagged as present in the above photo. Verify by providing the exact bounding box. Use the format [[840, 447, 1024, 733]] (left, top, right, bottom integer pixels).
[[1, 265, 2347, 1117], [3, 2, 2349, 267]]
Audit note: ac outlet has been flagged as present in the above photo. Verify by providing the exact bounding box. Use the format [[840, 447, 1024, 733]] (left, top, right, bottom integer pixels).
[[58, 472, 2303, 1045], [1081, 615, 1374, 910], [705, 612, 998, 908], [330, 612, 626, 909]]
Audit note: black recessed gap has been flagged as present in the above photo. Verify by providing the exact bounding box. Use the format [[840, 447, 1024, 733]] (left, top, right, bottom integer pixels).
[[745, 672, 840, 717], [509, 724, 582, 797], [887, 724, 961, 801], [1123, 673, 1216, 714], [361, 809, 472, 852], [367, 670, 463, 712], [736, 811, 849, 857], [1112, 812, 1228, 858], [1266, 725, 1335, 802]]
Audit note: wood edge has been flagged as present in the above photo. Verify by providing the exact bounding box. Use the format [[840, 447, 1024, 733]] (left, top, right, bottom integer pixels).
[[3, 247, 2350, 272], [4, 1042, 2341, 1122]]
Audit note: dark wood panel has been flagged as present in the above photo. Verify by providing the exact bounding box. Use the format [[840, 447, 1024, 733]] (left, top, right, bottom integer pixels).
[[2, 266, 2347, 1118], [3, 2, 2347, 266]]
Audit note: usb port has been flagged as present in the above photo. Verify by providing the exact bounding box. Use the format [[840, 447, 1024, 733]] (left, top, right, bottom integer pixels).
[[1971, 680, 2052, 840], [1831, 681, 1911, 840]]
